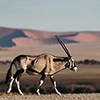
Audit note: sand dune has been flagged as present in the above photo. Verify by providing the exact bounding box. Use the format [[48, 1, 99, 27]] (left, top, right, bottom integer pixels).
[[12, 37, 42, 47], [0, 26, 100, 47], [66, 32, 100, 42], [12, 30, 100, 47]]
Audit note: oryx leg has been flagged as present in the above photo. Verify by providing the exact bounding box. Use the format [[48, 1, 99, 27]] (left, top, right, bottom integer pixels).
[[7, 69, 24, 95], [15, 75, 23, 95], [7, 76, 14, 94], [50, 75, 61, 95], [37, 75, 45, 95]]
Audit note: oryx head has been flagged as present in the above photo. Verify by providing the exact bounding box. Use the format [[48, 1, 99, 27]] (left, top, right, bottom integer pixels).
[[55, 35, 78, 72]]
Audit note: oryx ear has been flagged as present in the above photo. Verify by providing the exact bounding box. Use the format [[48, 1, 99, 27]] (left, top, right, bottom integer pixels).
[[55, 35, 72, 58]]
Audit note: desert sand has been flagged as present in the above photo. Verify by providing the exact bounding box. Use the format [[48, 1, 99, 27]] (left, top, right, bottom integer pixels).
[[0, 94, 100, 100], [0, 41, 100, 61]]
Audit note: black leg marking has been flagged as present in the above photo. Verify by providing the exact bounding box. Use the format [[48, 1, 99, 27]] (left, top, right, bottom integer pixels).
[[13, 69, 24, 79], [17, 74, 22, 81], [37, 75, 45, 95]]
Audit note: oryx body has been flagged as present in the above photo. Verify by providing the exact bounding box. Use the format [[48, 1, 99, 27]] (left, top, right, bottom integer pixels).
[[5, 35, 77, 95]]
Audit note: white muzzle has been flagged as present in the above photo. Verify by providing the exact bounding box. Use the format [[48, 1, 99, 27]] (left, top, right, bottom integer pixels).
[[73, 67, 78, 72]]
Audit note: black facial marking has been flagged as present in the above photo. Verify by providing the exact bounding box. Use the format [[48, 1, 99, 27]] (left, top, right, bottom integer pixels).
[[65, 62, 70, 68]]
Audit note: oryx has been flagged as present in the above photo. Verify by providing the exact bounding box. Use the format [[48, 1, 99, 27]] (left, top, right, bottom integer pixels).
[[5, 35, 78, 95]]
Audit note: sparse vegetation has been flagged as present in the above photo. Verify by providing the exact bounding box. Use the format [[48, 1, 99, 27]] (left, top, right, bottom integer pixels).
[[76, 59, 100, 65], [0, 60, 11, 64], [0, 80, 99, 94]]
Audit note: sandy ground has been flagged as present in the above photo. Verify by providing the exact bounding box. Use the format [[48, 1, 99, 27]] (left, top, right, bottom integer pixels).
[[0, 94, 100, 100], [0, 41, 100, 61]]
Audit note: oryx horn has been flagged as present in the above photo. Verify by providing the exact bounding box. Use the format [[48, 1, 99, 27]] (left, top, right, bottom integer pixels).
[[55, 35, 71, 58]]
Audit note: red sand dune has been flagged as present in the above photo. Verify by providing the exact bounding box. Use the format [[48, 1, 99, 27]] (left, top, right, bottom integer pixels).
[[66, 32, 100, 42], [0, 26, 100, 47], [12, 37, 41, 47]]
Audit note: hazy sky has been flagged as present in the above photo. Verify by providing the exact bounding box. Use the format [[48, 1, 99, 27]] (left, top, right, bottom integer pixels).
[[0, 0, 100, 32]]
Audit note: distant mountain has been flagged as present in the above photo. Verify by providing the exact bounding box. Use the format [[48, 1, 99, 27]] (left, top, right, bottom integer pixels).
[[0, 26, 100, 47]]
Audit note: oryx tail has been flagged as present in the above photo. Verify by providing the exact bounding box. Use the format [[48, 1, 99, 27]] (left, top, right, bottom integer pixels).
[[5, 58, 16, 84]]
